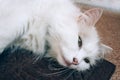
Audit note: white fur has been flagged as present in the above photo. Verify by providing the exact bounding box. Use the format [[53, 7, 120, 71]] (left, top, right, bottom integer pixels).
[[0, 0, 111, 71]]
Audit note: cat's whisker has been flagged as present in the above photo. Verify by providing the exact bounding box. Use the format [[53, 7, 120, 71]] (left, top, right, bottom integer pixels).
[[64, 70, 76, 80], [44, 68, 70, 76], [48, 65, 67, 71], [32, 55, 43, 64], [48, 63, 67, 70], [47, 59, 68, 70], [54, 67, 67, 70]]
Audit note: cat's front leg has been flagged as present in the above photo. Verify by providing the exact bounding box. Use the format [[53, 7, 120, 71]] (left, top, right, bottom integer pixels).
[[15, 21, 48, 57], [17, 33, 46, 56], [0, 27, 23, 54], [0, 20, 27, 54]]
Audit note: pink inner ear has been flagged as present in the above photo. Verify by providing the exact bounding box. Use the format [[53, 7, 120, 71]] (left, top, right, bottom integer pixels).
[[77, 15, 83, 22], [84, 8, 103, 26]]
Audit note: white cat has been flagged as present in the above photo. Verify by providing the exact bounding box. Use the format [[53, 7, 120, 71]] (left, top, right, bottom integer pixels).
[[0, 0, 112, 71]]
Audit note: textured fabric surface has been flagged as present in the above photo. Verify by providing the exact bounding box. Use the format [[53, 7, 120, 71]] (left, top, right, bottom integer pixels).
[[0, 48, 115, 80]]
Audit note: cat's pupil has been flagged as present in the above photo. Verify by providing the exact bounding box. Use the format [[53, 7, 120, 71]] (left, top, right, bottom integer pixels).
[[84, 58, 90, 63], [78, 36, 82, 48]]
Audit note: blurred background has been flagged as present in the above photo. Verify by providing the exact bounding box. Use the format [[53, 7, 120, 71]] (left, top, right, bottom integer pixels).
[[74, 0, 120, 80], [75, 0, 120, 12]]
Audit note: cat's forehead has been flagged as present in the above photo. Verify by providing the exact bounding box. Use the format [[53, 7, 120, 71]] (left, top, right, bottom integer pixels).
[[79, 26, 98, 38]]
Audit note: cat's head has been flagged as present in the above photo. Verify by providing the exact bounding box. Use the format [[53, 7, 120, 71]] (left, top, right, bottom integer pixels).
[[48, 8, 112, 71]]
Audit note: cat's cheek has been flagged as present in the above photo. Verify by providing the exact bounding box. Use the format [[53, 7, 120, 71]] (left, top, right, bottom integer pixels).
[[76, 61, 90, 71]]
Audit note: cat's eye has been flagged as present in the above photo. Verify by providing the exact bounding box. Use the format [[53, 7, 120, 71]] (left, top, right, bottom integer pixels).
[[78, 36, 82, 48], [84, 58, 90, 63]]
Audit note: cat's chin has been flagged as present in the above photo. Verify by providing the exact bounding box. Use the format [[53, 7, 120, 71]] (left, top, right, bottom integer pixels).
[[60, 62, 90, 71], [54, 55, 90, 71], [57, 57, 89, 71], [58, 59, 90, 71]]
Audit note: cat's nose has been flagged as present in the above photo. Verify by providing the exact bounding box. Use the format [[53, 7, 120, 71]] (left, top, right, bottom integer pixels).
[[72, 57, 79, 65]]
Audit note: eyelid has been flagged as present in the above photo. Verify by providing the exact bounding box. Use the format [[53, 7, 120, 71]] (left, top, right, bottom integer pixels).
[[78, 36, 82, 48], [79, 36, 82, 41]]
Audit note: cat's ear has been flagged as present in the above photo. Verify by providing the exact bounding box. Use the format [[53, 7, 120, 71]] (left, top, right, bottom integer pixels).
[[99, 44, 113, 57], [79, 8, 103, 26]]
